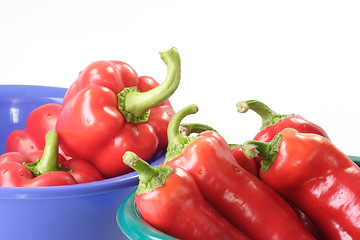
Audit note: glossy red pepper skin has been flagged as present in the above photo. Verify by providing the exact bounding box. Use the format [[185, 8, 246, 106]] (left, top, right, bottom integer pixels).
[[6, 103, 62, 155], [164, 105, 315, 240], [123, 152, 250, 240], [236, 100, 329, 143], [56, 48, 180, 178], [243, 128, 360, 240]]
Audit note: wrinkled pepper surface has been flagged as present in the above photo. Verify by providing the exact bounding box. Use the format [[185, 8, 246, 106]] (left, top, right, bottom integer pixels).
[[1, 130, 103, 186], [163, 104, 315, 240], [123, 151, 250, 240], [56, 47, 180, 178], [242, 128, 360, 240], [236, 100, 329, 142]]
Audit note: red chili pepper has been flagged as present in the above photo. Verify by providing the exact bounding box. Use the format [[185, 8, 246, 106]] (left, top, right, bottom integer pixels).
[[123, 151, 250, 240], [163, 104, 315, 240], [236, 100, 329, 142], [56, 47, 180, 178], [6, 103, 62, 155], [242, 128, 360, 239], [231, 146, 324, 239], [0, 130, 103, 186], [178, 124, 259, 176]]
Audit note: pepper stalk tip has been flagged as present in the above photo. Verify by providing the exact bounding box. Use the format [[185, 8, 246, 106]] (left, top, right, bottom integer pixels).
[[242, 142, 260, 159], [236, 102, 250, 113]]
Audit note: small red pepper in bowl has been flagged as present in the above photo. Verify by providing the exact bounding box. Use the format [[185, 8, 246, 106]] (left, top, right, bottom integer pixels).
[[242, 128, 360, 239], [163, 104, 315, 240], [236, 100, 329, 142], [56, 47, 180, 178], [1, 130, 76, 187], [123, 151, 250, 240], [0, 130, 103, 187]]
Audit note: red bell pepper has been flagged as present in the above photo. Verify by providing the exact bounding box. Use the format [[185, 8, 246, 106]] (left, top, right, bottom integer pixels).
[[6, 103, 62, 155], [0, 130, 103, 187], [0, 130, 76, 187], [56, 47, 180, 178], [123, 151, 250, 240], [242, 128, 360, 239], [236, 100, 329, 142], [163, 104, 315, 240]]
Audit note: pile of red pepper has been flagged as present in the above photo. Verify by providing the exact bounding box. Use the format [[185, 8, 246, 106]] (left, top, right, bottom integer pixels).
[[2, 47, 181, 186], [126, 101, 360, 240], [2, 46, 359, 239]]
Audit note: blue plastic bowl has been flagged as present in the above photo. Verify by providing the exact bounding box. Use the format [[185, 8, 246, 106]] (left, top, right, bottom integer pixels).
[[0, 85, 165, 240], [117, 156, 360, 240]]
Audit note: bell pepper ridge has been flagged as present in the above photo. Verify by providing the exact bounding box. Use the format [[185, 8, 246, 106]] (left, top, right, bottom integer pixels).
[[164, 104, 199, 163], [237, 100, 292, 130], [123, 151, 173, 195], [118, 47, 181, 123], [242, 133, 282, 173], [23, 130, 68, 176]]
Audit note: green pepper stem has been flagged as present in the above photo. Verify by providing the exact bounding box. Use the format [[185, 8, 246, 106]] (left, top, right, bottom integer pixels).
[[179, 123, 217, 136], [164, 104, 199, 164], [242, 133, 282, 173], [123, 47, 181, 119], [24, 130, 62, 176], [123, 151, 173, 195], [236, 100, 292, 130]]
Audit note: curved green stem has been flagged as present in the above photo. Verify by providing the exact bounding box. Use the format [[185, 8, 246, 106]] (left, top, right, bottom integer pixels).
[[164, 104, 199, 164], [24, 130, 65, 176], [123, 151, 173, 195], [242, 133, 282, 173], [118, 47, 181, 123], [236, 100, 293, 130]]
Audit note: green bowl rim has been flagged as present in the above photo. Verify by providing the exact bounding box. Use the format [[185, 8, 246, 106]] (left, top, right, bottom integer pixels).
[[117, 156, 360, 240]]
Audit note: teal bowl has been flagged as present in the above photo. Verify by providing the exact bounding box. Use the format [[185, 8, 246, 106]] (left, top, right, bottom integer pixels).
[[117, 156, 360, 240]]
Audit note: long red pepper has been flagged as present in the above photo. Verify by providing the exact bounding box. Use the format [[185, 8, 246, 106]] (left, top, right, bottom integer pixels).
[[242, 128, 360, 240], [236, 100, 329, 142], [123, 151, 250, 240], [163, 104, 315, 240]]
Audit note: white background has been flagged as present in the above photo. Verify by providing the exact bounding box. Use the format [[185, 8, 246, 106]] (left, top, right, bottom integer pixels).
[[1, 0, 359, 155]]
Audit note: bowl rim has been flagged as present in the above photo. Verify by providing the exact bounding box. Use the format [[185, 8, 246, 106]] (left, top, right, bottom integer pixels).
[[117, 156, 360, 240]]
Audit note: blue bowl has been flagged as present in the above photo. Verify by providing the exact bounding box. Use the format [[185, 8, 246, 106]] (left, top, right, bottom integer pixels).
[[0, 85, 165, 240], [117, 156, 360, 240]]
